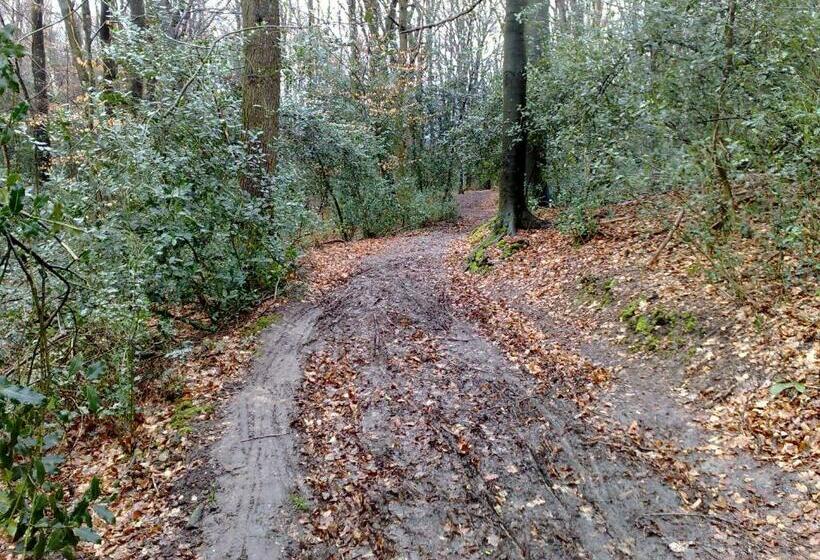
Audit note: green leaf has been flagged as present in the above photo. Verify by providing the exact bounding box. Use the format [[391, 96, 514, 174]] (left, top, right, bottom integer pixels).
[[43, 431, 63, 451], [71, 527, 100, 544], [84, 385, 100, 414], [770, 381, 806, 397], [42, 455, 64, 474], [5, 171, 19, 187], [0, 384, 45, 405], [84, 477, 101, 501], [92, 504, 115, 524], [85, 362, 104, 381], [7, 183, 22, 215], [46, 527, 68, 551]]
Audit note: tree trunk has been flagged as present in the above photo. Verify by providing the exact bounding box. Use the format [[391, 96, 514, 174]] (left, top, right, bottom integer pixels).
[[56, 0, 90, 86], [30, 0, 50, 185], [347, 0, 357, 45], [525, 0, 549, 206], [398, 0, 408, 61], [712, 0, 736, 225], [555, 0, 568, 32], [100, 0, 117, 83], [593, 0, 604, 27], [81, 0, 93, 64], [498, 0, 535, 235], [240, 0, 281, 195], [128, 0, 147, 99]]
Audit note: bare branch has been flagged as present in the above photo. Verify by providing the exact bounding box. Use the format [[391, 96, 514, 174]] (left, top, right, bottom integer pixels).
[[401, 0, 486, 34]]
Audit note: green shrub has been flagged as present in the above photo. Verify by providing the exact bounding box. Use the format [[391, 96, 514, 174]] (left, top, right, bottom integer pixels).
[[556, 200, 600, 244], [0, 379, 113, 558]]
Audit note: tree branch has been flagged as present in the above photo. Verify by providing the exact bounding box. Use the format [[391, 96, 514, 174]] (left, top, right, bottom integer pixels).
[[401, 0, 486, 34]]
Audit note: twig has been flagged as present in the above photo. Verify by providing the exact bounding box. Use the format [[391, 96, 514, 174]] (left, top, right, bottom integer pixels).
[[647, 207, 685, 268], [401, 0, 487, 34], [240, 431, 290, 443]]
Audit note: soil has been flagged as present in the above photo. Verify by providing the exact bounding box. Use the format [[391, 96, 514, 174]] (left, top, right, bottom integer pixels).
[[197, 304, 319, 558], [195, 190, 810, 560]]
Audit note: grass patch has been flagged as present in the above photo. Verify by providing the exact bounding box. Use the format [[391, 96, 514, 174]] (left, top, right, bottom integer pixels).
[[290, 493, 311, 512]]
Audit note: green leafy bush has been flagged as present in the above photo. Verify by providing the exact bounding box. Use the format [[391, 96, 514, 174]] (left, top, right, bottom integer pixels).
[[556, 199, 600, 244], [0, 379, 113, 558]]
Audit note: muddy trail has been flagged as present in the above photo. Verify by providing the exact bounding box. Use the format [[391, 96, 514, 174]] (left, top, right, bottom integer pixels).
[[198, 191, 796, 560]]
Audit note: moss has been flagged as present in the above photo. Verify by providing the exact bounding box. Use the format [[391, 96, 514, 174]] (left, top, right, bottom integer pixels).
[[242, 313, 281, 337], [464, 218, 528, 274], [465, 220, 503, 274], [170, 399, 214, 434], [620, 299, 641, 321], [497, 238, 528, 259], [467, 222, 493, 246], [466, 245, 492, 273], [619, 297, 698, 352], [579, 275, 616, 306]]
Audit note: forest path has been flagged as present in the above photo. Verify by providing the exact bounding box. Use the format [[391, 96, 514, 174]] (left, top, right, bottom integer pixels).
[[200, 191, 783, 560]]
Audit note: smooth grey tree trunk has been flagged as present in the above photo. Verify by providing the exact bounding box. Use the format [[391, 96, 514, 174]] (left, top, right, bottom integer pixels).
[[498, 0, 536, 234]]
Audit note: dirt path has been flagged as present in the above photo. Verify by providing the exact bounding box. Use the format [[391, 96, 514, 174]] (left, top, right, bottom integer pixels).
[[199, 191, 797, 560], [199, 304, 318, 559]]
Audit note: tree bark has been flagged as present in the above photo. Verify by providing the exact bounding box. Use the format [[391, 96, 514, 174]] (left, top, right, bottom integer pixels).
[[555, 0, 568, 32], [712, 0, 736, 225], [30, 0, 50, 184], [100, 0, 117, 83], [525, 0, 549, 206], [593, 0, 604, 27], [80, 0, 93, 64], [128, 0, 147, 99], [56, 0, 90, 86], [498, 0, 536, 235], [398, 0, 409, 62], [240, 0, 281, 195]]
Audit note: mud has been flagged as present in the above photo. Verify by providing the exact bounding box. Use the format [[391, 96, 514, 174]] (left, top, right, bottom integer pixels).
[[199, 304, 318, 559], [199, 190, 799, 560]]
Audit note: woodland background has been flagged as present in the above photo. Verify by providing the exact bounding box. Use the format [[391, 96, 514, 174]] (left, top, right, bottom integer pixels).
[[0, 0, 816, 556]]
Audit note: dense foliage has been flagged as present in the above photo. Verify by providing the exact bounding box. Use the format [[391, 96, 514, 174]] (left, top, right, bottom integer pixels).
[[517, 0, 817, 294]]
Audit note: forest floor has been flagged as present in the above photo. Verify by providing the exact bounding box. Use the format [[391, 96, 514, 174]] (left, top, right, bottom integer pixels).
[[34, 190, 816, 560], [192, 190, 816, 560]]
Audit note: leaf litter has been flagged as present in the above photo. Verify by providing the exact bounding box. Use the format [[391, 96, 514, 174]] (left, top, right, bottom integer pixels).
[[17, 191, 816, 559]]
